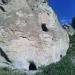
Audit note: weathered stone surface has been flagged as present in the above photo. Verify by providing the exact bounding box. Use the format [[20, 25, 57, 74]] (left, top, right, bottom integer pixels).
[[63, 24, 75, 36], [0, 0, 69, 72]]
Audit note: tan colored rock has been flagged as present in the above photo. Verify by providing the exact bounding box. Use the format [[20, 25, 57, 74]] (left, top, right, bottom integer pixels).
[[0, 0, 69, 72]]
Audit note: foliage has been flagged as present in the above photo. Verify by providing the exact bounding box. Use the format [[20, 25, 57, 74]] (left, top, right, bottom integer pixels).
[[0, 68, 26, 75]]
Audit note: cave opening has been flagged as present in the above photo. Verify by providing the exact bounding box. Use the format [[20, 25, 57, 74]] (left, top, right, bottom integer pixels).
[[29, 62, 37, 70], [41, 23, 48, 32]]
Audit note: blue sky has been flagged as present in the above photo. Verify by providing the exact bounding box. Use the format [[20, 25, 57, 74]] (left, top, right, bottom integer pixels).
[[48, 0, 75, 24]]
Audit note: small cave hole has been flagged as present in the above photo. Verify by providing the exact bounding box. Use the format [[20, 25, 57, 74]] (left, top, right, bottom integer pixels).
[[0, 6, 6, 12], [41, 23, 48, 32], [60, 55, 62, 58], [29, 62, 37, 70]]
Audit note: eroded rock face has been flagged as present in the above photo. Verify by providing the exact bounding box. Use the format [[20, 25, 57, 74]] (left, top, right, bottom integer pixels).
[[0, 0, 69, 71], [63, 24, 75, 36]]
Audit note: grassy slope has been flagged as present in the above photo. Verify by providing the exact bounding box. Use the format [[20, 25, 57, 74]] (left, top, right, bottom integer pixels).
[[0, 68, 26, 75], [0, 35, 75, 75]]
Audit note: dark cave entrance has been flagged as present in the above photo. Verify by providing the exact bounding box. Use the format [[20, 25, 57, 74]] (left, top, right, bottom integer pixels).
[[41, 23, 48, 32], [29, 62, 37, 70]]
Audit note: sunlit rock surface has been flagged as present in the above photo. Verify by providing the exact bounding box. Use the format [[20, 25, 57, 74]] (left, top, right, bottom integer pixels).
[[0, 0, 69, 72], [63, 24, 75, 36]]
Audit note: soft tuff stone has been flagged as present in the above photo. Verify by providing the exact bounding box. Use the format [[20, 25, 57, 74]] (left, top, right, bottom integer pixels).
[[0, 0, 69, 72]]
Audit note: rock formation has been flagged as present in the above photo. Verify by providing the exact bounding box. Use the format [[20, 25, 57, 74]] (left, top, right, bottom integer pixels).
[[0, 0, 69, 73], [63, 24, 75, 36]]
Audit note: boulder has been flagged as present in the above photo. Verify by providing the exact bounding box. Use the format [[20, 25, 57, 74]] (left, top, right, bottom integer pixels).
[[0, 0, 69, 72], [63, 24, 75, 36]]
